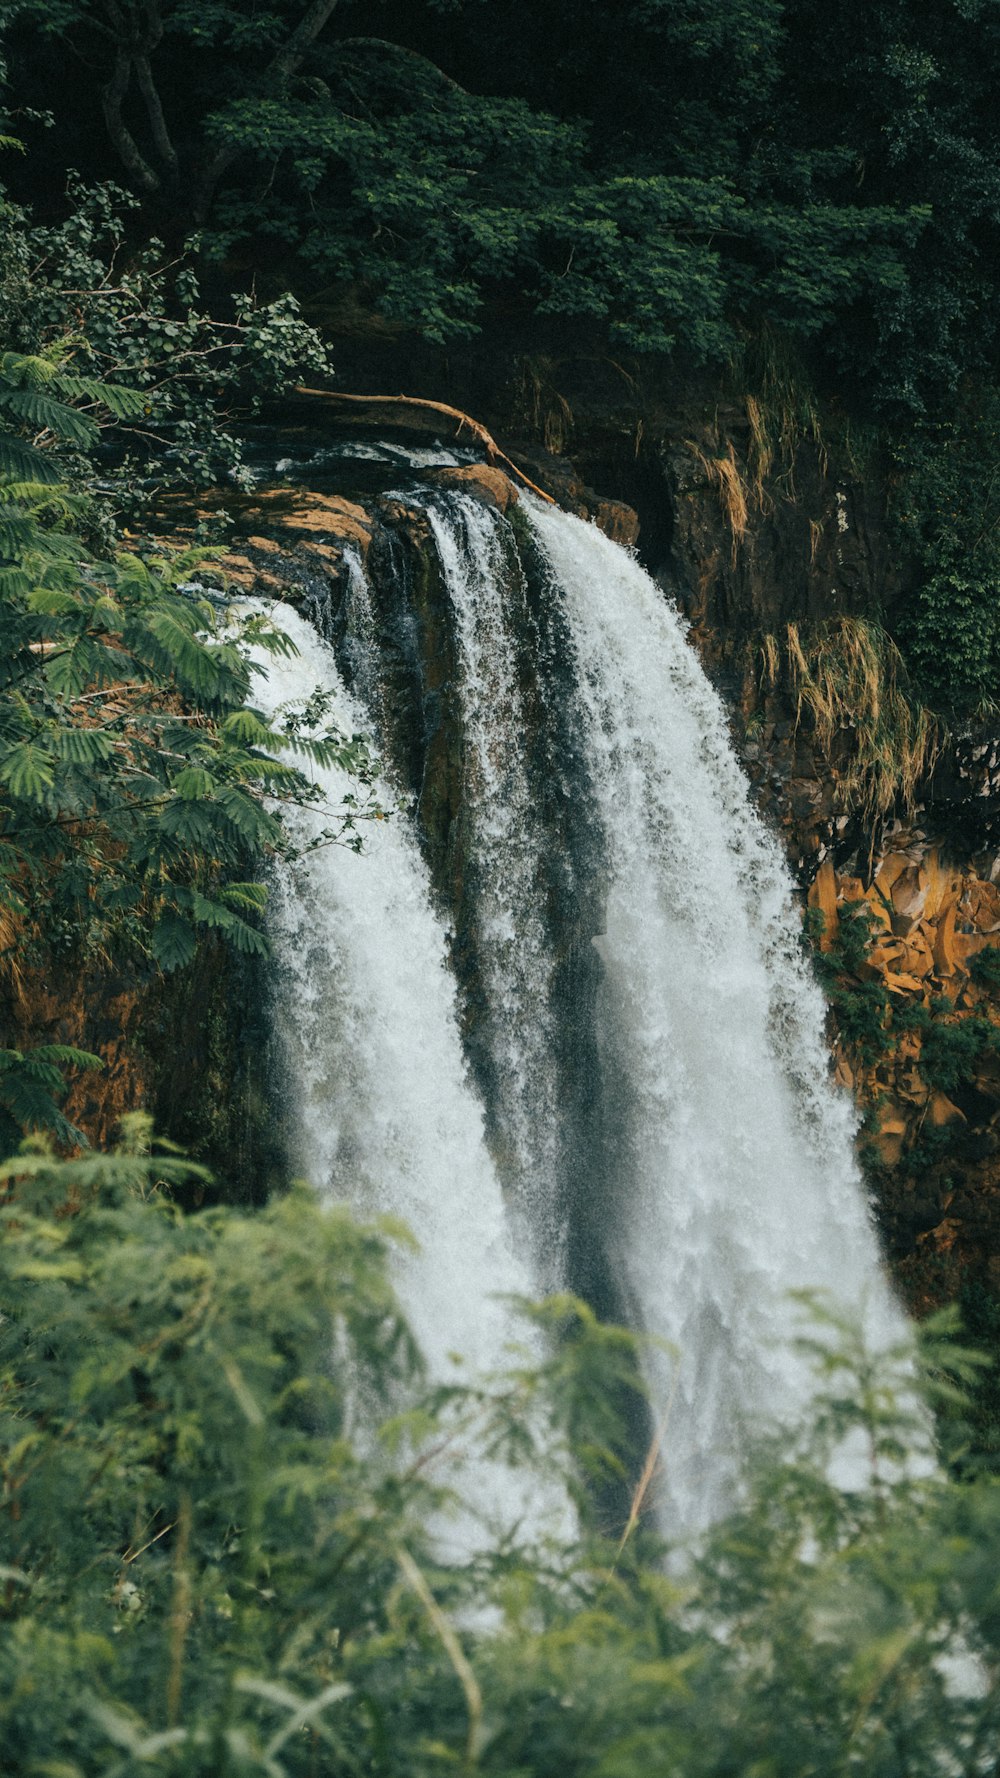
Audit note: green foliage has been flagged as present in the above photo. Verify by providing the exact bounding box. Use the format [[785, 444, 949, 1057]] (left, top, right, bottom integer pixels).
[[0, 1043, 102, 1144], [970, 946, 1000, 992], [920, 998, 1000, 1094], [809, 902, 892, 1067], [2, 176, 334, 502], [894, 392, 1000, 716], [809, 903, 1000, 1093], [0, 343, 382, 1140], [5, 1131, 1000, 1776], [0, 0, 973, 408]]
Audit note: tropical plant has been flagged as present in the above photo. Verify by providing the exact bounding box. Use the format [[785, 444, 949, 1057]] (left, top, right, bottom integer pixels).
[[7, 175, 335, 502], [0, 346, 379, 1139], [3, 1128, 1000, 1778]]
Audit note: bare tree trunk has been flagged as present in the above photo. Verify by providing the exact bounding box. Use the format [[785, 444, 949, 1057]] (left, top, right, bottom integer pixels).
[[193, 0, 344, 223], [98, 0, 178, 190], [101, 46, 161, 193], [135, 53, 178, 179]]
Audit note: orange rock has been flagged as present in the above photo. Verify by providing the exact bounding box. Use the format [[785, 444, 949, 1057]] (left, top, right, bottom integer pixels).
[[921, 1216, 961, 1252], [954, 932, 989, 969], [933, 903, 959, 977], [838, 876, 866, 905], [864, 886, 893, 932], [890, 864, 927, 923], [861, 938, 904, 983], [834, 1056, 855, 1092], [884, 970, 927, 995], [921, 850, 963, 923], [963, 878, 1000, 933], [873, 1105, 908, 1166], [897, 1066, 929, 1103], [876, 853, 911, 898], [276, 493, 374, 551], [424, 464, 519, 511], [807, 858, 839, 949], [593, 499, 640, 548], [901, 932, 934, 977], [929, 1092, 966, 1127]]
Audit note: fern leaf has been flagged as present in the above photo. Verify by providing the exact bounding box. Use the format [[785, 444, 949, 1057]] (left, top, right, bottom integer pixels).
[[0, 387, 98, 447], [0, 432, 60, 485], [172, 765, 218, 801], [0, 741, 55, 800], [49, 728, 116, 765], [150, 910, 198, 972], [55, 376, 147, 419]]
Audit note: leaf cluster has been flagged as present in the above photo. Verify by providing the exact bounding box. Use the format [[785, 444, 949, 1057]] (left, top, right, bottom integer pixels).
[[0, 343, 382, 1140], [4, 1133, 1000, 1777], [8, 175, 335, 503]]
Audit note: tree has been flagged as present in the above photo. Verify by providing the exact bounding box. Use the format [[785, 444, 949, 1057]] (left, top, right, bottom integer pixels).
[[0, 0, 933, 380], [3, 1127, 1000, 1777]]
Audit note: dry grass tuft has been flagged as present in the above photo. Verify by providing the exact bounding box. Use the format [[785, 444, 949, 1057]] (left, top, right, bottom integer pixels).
[[691, 441, 750, 560], [759, 631, 781, 691], [0, 905, 28, 1012], [729, 325, 827, 499], [784, 617, 940, 822], [519, 356, 575, 455]]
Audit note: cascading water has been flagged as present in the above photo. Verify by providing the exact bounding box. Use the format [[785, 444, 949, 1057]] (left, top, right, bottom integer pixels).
[[422, 500, 564, 1283], [256, 467, 911, 1547], [247, 601, 565, 1549], [522, 498, 908, 1535]]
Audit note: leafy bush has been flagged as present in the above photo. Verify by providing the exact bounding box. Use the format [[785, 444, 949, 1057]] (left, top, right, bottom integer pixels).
[[0, 344, 380, 1139], [3, 1131, 1000, 1776], [921, 1003, 1000, 1095], [894, 393, 1000, 717], [9, 175, 335, 502], [809, 902, 892, 1068]]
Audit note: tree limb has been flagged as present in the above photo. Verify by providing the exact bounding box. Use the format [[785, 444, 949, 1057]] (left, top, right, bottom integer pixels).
[[193, 0, 343, 222], [101, 46, 161, 193], [135, 52, 179, 179], [336, 38, 466, 94], [292, 389, 556, 503]]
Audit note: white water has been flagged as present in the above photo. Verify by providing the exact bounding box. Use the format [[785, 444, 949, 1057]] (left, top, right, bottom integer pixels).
[[252, 481, 913, 1552], [424, 499, 564, 1283], [524, 498, 908, 1536], [247, 602, 565, 1548]]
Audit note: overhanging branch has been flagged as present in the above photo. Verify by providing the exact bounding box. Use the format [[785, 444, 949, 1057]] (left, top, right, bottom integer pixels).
[[292, 389, 556, 504]]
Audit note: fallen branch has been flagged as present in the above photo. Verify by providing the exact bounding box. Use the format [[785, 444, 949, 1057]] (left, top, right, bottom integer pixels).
[[292, 387, 556, 504]]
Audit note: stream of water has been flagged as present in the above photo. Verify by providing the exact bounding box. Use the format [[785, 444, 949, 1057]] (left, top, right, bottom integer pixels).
[[254, 483, 909, 1543]]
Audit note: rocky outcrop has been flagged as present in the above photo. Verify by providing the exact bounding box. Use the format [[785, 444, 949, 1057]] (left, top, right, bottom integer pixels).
[[423, 464, 519, 510], [805, 841, 1000, 1308]]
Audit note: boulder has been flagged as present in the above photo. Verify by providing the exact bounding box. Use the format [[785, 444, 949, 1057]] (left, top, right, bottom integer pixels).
[[423, 464, 519, 511], [593, 499, 640, 548]]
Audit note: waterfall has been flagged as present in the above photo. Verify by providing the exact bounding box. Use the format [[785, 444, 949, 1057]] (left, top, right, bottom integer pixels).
[[246, 602, 565, 1549], [522, 499, 907, 1535], [255, 477, 910, 1547], [422, 500, 564, 1284]]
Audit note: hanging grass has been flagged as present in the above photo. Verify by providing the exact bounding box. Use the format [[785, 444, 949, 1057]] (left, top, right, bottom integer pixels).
[[762, 617, 941, 822]]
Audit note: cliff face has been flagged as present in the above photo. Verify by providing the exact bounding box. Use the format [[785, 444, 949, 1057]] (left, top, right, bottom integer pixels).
[[6, 373, 999, 1309]]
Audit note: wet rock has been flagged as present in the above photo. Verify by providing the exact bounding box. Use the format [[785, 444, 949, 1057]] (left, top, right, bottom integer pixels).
[[593, 499, 640, 548], [423, 464, 519, 511]]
